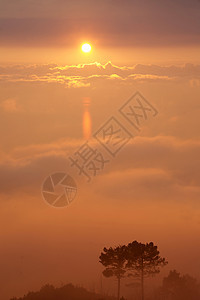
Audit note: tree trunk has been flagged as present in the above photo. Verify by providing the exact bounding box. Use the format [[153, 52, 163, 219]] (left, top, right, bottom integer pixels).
[[141, 258, 144, 300], [117, 276, 121, 300]]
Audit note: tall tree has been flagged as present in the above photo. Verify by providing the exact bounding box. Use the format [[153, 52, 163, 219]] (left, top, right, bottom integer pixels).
[[99, 245, 127, 300], [126, 241, 168, 300]]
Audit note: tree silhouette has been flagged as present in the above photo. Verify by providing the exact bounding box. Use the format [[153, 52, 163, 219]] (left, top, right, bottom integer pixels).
[[10, 283, 116, 300], [125, 241, 168, 300], [99, 245, 127, 300], [160, 270, 200, 300]]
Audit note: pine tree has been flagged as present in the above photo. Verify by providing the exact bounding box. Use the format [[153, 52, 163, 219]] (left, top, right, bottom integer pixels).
[[126, 241, 168, 300], [99, 245, 127, 300]]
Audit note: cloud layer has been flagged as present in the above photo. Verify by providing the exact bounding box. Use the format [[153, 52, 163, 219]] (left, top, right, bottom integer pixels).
[[0, 62, 200, 88], [0, 136, 199, 204]]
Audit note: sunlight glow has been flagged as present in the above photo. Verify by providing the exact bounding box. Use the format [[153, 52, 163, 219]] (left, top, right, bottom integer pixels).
[[82, 43, 92, 53]]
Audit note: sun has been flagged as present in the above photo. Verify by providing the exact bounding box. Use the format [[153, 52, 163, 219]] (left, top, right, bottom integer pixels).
[[82, 43, 92, 53]]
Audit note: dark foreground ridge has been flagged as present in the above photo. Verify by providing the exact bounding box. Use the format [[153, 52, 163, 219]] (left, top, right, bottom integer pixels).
[[10, 283, 117, 300]]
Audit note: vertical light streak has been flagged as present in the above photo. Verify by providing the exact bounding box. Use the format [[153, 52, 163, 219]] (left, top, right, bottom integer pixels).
[[83, 97, 92, 140]]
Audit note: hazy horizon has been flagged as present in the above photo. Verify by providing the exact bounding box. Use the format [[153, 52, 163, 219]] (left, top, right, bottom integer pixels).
[[0, 1, 200, 300]]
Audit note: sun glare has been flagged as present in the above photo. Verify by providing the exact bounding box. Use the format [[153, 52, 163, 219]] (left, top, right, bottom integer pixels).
[[82, 43, 92, 53]]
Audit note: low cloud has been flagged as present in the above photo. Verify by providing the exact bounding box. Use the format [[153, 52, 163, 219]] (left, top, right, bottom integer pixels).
[[0, 136, 199, 204], [0, 62, 199, 88]]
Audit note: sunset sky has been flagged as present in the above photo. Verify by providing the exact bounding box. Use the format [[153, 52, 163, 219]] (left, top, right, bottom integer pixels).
[[0, 1, 200, 300]]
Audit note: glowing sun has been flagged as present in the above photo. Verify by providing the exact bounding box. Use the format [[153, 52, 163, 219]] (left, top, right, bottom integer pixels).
[[82, 43, 92, 53]]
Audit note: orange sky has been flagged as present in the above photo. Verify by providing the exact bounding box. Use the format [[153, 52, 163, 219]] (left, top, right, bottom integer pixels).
[[0, 1, 200, 300]]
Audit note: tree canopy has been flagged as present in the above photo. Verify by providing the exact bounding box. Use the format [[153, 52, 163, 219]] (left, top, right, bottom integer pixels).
[[99, 240, 168, 300]]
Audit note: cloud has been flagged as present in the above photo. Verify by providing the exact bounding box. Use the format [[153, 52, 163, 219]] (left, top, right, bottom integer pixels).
[[0, 136, 199, 204], [0, 62, 199, 88], [93, 136, 200, 200], [0, 98, 21, 113]]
